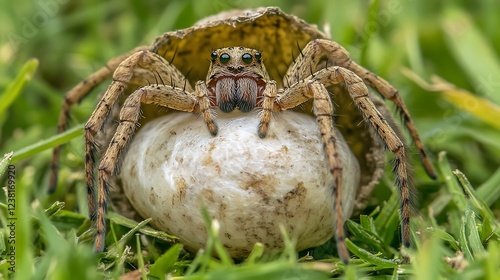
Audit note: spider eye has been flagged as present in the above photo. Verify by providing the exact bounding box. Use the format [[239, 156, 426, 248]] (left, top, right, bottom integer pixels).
[[242, 53, 252, 64], [254, 52, 262, 61], [211, 51, 217, 61], [219, 53, 230, 64]]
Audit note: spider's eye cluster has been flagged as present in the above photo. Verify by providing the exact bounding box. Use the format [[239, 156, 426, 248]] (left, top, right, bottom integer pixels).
[[211, 50, 262, 65]]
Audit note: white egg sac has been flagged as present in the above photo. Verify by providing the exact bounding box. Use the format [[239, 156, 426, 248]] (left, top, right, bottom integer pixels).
[[120, 110, 360, 258]]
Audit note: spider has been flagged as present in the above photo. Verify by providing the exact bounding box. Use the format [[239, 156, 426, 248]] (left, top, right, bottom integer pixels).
[[50, 7, 437, 263]]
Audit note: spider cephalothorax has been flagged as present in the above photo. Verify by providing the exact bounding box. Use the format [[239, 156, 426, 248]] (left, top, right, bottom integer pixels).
[[207, 47, 268, 113], [50, 7, 437, 263]]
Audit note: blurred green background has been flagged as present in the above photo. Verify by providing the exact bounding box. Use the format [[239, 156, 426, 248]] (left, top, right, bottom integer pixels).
[[1, 0, 499, 278]]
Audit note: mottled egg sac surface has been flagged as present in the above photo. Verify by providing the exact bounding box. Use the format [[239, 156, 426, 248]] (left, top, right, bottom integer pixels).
[[120, 110, 361, 258]]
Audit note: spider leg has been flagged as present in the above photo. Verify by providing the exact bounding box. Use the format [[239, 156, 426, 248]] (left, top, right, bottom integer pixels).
[[276, 65, 413, 263], [274, 75, 348, 262], [49, 46, 149, 193], [93, 82, 214, 252], [257, 81, 277, 138], [285, 39, 437, 180], [82, 50, 196, 225]]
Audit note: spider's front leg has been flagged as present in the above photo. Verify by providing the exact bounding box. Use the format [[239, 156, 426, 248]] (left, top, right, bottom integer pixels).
[[277, 65, 413, 263], [269, 76, 349, 262], [285, 39, 437, 179], [82, 50, 195, 222], [93, 81, 216, 252], [50, 46, 148, 193]]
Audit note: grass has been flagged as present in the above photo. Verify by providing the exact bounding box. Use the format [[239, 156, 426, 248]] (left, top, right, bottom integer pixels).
[[1, 0, 499, 279]]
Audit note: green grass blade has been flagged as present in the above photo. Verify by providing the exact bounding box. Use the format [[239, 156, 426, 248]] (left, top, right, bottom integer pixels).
[[135, 234, 147, 280], [453, 169, 499, 236], [0, 152, 13, 179], [346, 220, 389, 256], [12, 165, 35, 279], [485, 241, 500, 280], [374, 189, 400, 245], [476, 166, 500, 207], [44, 201, 65, 217], [437, 152, 467, 210], [442, 7, 500, 104], [244, 243, 264, 265], [428, 214, 460, 251], [345, 239, 398, 268], [459, 212, 474, 261], [106, 218, 152, 258], [464, 206, 486, 258], [149, 243, 183, 278], [0, 59, 39, 115], [106, 212, 177, 242], [413, 235, 442, 280], [10, 124, 84, 163]]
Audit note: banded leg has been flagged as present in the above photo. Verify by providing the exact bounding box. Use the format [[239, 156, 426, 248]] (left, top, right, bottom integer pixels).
[[93, 82, 215, 252], [276, 65, 413, 263], [275, 78, 348, 262], [83, 50, 193, 222], [49, 46, 148, 193], [284, 39, 437, 179], [257, 81, 277, 138], [316, 66, 413, 252]]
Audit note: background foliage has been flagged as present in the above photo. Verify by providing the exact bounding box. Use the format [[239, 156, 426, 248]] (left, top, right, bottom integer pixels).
[[1, 0, 499, 279]]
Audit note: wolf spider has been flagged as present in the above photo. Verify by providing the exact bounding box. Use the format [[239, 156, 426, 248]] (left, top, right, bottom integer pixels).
[[51, 39, 437, 263]]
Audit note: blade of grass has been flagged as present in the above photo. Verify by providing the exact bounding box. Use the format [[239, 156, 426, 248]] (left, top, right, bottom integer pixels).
[[442, 7, 500, 104], [344, 238, 398, 268], [0, 152, 13, 179], [10, 124, 84, 162], [402, 69, 500, 129], [346, 220, 389, 256], [244, 243, 264, 265], [464, 206, 486, 258], [106, 212, 177, 243], [413, 235, 442, 280], [135, 234, 147, 280], [458, 204, 488, 262], [0, 59, 39, 115], [106, 217, 152, 258], [13, 165, 34, 279], [374, 189, 400, 245], [44, 201, 65, 217], [427, 210, 460, 251], [453, 169, 499, 235], [35, 208, 99, 279], [476, 166, 500, 207], [459, 210, 474, 261], [359, 215, 376, 233], [437, 152, 466, 210], [485, 241, 500, 280], [149, 243, 183, 278]]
